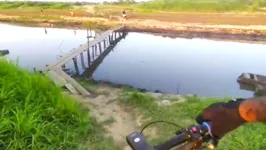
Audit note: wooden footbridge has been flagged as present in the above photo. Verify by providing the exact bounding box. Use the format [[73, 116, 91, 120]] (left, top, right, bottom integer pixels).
[[45, 25, 127, 96]]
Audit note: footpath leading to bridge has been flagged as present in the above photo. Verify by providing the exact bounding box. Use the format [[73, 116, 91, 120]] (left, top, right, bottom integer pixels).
[[45, 25, 127, 96]]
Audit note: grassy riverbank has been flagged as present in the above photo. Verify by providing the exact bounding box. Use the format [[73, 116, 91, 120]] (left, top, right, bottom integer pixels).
[[0, 2, 71, 10], [76, 78, 266, 149], [137, 0, 266, 12], [0, 60, 116, 150], [119, 89, 266, 149]]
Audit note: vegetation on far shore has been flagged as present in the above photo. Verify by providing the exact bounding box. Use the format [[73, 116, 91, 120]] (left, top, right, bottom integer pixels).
[[0, 1, 71, 10], [137, 0, 266, 12], [0, 0, 266, 12], [0, 60, 117, 150]]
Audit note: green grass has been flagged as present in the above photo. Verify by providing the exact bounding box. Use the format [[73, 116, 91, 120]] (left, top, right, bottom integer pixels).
[[0, 59, 115, 150], [135, 0, 266, 12], [86, 117, 117, 150], [0, 1, 72, 9], [119, 89, 266, 149], [1, 0, 266, 12]]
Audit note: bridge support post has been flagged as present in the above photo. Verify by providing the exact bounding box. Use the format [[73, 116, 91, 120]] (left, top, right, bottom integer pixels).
[[108, 35, 112, 45], [92, 45, 95, 61], [80, 52, 86, 69], [111, 32, 114, 44], [103, 40, 106, 49], [106, 38, 108, 47], [93, 45, 97, 56], [87, 47, 91, 67], [95, 45, 98, 56], [98, 42, 102, 54], [72, 57, 79, 75]]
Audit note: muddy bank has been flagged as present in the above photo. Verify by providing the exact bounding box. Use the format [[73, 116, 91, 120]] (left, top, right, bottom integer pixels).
[[76, 78, 203, 101], [126, 27, 266, 42], [1, 15, 266, 41], [0, 19, 112, 31], [77, 77, 165, 94]]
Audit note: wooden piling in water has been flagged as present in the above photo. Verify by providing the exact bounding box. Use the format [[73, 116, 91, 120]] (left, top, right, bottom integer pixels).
[[107, 37, 109, 46], [94, 45, 101, 56], [80, 52, 86, 69], [96, 45, 99, 56], [92, 46, 95, 61], [87, 48, 91, 66], [103, 40, 106, 49], [92, 45, 96, 56], [98, 42, 102, 54], [94, 44, 98, 56], [72, 57, 79, 75], [105, 38, 108, 47], [110, 33, 114, 44], [108, 35, 112, 45]]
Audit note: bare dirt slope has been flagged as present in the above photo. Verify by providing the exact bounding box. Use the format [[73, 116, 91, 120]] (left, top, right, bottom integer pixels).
[[70, 83, 162, 150], [72, 86, 139, 150]]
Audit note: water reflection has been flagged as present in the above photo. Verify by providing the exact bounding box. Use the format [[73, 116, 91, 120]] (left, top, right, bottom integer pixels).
[[0, 24, 95, 71], [63, 31, 128, 77], [91, 32, 266, 97], [2, 24, 266, 97]]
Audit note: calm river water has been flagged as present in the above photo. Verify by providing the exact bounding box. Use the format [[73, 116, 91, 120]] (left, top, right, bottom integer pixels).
[[1, 23, 266, 98]]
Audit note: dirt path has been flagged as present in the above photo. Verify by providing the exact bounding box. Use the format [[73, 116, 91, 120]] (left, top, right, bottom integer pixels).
[[72, 86, 140, 150]]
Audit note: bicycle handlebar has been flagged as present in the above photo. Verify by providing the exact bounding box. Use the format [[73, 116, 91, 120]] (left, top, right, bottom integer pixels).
[[126, 122, 219, 150]]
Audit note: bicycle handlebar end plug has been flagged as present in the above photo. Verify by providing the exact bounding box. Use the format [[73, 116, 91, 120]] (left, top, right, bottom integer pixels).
[[126, 132, 154, 150]]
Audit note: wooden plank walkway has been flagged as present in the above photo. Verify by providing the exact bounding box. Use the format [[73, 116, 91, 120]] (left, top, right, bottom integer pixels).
[[45, 25, 125, 71], [53, 67, 91, 96], [81, 32, 127, 77], [0, 49, 9, 56], [45, 25, 126, 96]]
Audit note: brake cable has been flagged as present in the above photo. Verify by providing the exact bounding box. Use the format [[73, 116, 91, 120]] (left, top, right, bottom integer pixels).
[[140, 120, 185, 134]]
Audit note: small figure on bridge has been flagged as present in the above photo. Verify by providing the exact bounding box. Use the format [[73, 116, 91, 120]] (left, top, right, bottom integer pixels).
[[122, 9, 127, 20], [40, 9, 43, 16], [108, 10, 113, 21], [70, 11, 74, 17]]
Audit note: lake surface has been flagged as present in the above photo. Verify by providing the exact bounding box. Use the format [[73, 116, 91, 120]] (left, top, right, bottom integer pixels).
[[0, 24, 94, 70], [1, 24, 266, 98]]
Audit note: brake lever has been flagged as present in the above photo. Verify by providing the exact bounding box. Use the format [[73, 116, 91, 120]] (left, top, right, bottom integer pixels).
[[175, 125, 195, 135], [175, 127, 204, 150], [175, 124, 219, 150]]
